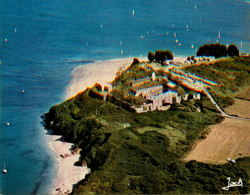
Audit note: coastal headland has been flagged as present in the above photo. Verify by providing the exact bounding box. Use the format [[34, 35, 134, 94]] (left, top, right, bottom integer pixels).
[[46, 57, 145, 194], [44, 53, 250, 194]]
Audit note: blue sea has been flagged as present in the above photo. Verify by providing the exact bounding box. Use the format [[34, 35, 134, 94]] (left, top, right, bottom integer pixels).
[[0, 0, 249, 194]]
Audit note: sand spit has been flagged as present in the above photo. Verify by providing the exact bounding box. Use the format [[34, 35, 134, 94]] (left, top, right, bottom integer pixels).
[[65, 58, 135, 100]]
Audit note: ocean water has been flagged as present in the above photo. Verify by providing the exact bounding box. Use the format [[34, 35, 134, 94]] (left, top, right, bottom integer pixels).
[[0, 0, 249, 194]]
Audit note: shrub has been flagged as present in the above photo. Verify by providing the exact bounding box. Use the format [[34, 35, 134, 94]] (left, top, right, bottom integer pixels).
[[131, 58, 140, 66]]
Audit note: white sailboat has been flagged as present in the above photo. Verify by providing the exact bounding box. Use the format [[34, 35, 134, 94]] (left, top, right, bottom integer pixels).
[[3, 163, 7, 174], [218, 31, 221, 39]]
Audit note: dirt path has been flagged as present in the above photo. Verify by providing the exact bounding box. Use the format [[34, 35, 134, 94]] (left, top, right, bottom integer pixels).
[[184, 98, 250, 164]]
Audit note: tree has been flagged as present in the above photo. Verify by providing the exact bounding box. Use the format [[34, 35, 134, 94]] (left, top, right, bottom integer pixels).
[[197, 44, 210, 57], [221, 44, 227, 57], [154, 50, 165, 63], [196, 43, 227, 58], [148, 51, 154, 62], [228, 44, 239, 57], [165, 50, 174, 60], [154, 50, 173, 63]]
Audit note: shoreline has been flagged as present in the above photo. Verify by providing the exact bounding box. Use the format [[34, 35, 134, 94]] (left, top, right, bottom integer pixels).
[[64, 56, 187, 100], [47, 58, 144, 194], [65, 57, 143, 100], [45, 132, 90, 194]]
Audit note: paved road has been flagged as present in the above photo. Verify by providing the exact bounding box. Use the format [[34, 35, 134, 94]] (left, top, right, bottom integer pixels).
[[203, 89, 250, 121]]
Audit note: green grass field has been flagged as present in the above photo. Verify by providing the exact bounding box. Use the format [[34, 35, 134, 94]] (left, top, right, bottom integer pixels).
[[184, 57, 250, 97]]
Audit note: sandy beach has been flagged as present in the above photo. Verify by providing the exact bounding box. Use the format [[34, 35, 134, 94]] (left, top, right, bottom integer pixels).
[[45, 133, 90, 194], [65, 58, 135, 100]]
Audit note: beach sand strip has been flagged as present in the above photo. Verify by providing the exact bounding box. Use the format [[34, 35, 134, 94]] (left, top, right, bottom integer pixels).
[[46, 134, 90, 194]]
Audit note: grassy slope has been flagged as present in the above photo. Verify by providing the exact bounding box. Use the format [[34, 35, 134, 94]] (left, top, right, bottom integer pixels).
[[44, 57, 250, 194], [184, 57, 250, 97]]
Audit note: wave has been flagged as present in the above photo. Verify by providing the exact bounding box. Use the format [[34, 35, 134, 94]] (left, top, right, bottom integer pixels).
[[67, 60, 95, 64]]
